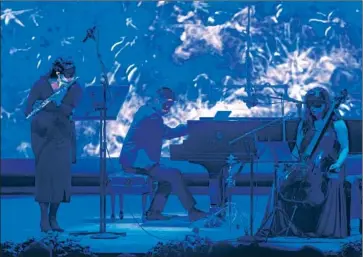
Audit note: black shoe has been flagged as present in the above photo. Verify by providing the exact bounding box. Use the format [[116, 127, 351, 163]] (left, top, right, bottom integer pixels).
[[188, 208, 208, 222]]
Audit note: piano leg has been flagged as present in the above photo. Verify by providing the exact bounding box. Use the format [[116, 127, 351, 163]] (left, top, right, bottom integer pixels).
[[209, 170, 228, 216], [197, 162, 229, 216]]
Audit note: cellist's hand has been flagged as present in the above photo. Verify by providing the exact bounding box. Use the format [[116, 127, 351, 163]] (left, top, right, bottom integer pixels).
[[329, 162, 341, 172], [327, 162, 341, 179]]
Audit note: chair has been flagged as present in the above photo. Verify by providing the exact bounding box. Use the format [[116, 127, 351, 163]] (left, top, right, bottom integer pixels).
[[346, 175, 362, 235], [109, 172, 154, 222]]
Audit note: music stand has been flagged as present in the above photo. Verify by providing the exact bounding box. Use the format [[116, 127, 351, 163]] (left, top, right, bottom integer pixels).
[[71, 85, 130, 239], [228, 134, 258, 236], [73, 85, 130, 121]]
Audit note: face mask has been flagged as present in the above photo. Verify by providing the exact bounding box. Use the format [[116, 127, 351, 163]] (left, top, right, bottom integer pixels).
[[62, 67, 75, 79], [311, 103, 323, 108], [162, 99, 174, 111]]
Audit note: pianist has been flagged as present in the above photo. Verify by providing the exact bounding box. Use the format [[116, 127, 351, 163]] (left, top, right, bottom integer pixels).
[[119, 87, 208, 221]]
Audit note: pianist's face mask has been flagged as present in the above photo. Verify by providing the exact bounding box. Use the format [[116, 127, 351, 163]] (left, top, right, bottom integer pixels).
[[159, 98, 174, 114]]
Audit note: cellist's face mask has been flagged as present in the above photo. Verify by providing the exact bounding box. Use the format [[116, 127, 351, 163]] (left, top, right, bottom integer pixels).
[[306, 89, 327, 116], [310, 102, 326, 117]]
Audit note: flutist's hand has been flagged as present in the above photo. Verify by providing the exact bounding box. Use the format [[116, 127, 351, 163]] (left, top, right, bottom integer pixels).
[[24, 108, 31, 118], [52, 89, 68, 106], [52, 76, 78, 106], [52, 95, 63, 106]]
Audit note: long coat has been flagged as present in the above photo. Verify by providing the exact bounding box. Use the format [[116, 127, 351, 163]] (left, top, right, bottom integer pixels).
[[24, 76, 82, 203]]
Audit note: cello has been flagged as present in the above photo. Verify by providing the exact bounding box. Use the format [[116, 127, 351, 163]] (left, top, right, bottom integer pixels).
[[281, 89, 348, 207]]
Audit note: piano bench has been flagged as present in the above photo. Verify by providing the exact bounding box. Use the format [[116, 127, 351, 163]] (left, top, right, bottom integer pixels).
[[108, 173, 154, 221]]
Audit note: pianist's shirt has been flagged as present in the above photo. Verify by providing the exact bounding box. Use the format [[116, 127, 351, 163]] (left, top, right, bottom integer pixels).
[[119, 105, 187, 168]]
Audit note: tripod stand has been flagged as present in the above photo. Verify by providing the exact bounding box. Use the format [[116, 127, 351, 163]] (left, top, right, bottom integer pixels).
[[230, 118, 298, 241], [255, 160, 299, 242]]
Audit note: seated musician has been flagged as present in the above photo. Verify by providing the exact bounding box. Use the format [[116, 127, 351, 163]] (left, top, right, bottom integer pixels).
[[257, 87, 349, 238], [119, 87, 208, 221]]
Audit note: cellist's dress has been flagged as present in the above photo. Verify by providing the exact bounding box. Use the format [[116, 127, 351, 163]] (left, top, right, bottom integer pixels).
[[256, 116, 347, 238]]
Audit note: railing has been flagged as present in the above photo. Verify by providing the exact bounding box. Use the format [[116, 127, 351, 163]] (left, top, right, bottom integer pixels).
[[1, 156, 361, 196]]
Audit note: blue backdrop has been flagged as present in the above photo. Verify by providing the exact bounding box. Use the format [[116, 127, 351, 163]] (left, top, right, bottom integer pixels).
[[1, 1, 362, 158]]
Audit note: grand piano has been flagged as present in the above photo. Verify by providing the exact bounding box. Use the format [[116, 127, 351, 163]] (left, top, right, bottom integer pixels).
[[170, 114, 362, 209]]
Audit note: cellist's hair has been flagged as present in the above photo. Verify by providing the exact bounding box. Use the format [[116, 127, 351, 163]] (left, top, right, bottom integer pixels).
[[302, 87, 341, 134]]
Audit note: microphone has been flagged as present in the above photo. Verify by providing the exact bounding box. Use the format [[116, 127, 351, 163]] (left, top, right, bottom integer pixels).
[[82, 26, 96, 43], [245, 93, 258, 108], [244, 81, 258, 108]]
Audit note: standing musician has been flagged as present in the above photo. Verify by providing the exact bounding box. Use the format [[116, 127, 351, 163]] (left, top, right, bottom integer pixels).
[[257, 87, 349, 238], [24, 57, 83, 232], [119, 87, 208, 222]]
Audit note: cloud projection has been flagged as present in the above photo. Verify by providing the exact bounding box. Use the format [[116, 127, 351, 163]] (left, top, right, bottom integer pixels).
[[1, 1, 362, 158]]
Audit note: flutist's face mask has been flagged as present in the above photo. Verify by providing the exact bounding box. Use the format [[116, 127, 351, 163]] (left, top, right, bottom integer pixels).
[[54, 57, 76, 81], [62, 67, 76, 81]]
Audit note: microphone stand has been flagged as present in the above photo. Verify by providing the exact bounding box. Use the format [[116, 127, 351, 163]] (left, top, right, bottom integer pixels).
[[74, 27, 125, 239], [245, 4, 254, 101], [233, 3, 301, 236], [269, 95, 303, 118], [244, 4, 256, 236]]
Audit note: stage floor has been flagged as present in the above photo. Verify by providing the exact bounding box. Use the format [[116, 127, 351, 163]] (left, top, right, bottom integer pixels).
[[1, 195, 360, 254]]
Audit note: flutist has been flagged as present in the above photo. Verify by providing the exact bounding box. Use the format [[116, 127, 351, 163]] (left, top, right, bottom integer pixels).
[[24, 57, 82, 233]]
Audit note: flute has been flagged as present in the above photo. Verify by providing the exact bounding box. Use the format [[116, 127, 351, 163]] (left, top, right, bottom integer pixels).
[[26, 76, 79, 119]]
